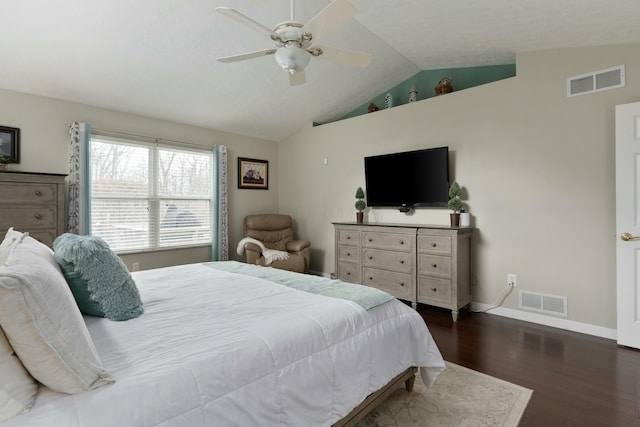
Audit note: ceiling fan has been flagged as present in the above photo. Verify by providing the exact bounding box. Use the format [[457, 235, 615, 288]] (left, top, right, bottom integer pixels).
[[215, 0, 372, 86]]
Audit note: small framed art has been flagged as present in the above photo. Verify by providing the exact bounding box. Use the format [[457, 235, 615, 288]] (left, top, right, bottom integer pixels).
[[238, 157, 268, 190], [0, 126, 20, 163]]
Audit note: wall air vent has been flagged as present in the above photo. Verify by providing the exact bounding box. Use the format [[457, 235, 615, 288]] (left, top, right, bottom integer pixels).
[[519, 290, 567, 317], [567, 65, 625, 97]]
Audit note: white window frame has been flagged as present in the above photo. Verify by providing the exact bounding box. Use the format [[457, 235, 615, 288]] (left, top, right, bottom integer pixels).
[[89, 134, 213, 254]]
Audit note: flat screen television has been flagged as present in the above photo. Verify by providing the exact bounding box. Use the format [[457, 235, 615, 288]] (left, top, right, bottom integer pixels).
[[364, 146, 450, 211]]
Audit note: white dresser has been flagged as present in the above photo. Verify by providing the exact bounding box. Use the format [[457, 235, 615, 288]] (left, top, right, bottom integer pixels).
[[334, 222, 473, 321], [0, 172, 66, 247]]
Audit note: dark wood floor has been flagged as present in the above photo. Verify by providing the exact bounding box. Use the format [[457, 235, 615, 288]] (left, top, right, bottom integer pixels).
[[417, 305, 640, 427]]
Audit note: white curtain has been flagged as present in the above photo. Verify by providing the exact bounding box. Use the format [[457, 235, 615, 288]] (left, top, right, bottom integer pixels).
[[67, 122, 90, 235], [212, 145, 229, 261]]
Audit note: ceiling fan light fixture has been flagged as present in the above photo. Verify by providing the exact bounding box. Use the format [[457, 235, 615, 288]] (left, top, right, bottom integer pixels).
[[275, 45, 311, 73]]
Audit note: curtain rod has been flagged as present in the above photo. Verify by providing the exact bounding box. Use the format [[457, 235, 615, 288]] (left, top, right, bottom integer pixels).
[[87, 126, 213, 150]]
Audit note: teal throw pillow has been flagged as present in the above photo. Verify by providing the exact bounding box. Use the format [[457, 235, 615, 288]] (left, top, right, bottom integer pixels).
[[53, 233, 144, 321]]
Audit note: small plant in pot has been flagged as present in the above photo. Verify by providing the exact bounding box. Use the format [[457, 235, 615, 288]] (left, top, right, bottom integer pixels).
[[448, 181, 464, 227], [355, 187, 366, 224]]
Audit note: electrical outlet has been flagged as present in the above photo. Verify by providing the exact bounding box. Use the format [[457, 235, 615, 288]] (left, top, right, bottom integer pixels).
[[507, 273, 517, 287]]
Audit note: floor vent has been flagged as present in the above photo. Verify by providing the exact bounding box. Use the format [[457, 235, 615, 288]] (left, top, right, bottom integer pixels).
[[519, 290, 567, 317], [567, 65, 625, 97]]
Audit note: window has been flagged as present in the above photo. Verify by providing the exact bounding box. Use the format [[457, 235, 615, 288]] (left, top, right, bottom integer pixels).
[[89, 135, 213, 253]]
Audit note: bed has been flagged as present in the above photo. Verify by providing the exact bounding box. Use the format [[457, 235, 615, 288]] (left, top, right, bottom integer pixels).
[[0, 232, 445, 426]]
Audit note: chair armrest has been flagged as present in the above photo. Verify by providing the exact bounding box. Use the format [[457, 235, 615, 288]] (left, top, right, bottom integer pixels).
[[244, 242, 263, 265], [286, 240, 310, 252], [244, 242, 263, 255]]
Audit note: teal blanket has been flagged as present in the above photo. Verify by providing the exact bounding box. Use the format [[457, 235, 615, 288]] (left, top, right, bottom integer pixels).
[[204, 261, 393, 310]]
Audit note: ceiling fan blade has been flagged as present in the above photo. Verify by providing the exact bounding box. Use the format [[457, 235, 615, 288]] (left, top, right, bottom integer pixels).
[[217, 49, 277, 63], [313, 45, 372, 68], [301, 0, 356, 41], [216, 7, 279, 39], [289, 71, 305, 86]]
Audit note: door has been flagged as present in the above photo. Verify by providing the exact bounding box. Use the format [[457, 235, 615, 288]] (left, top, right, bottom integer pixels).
[[616, 101, 640, 349]]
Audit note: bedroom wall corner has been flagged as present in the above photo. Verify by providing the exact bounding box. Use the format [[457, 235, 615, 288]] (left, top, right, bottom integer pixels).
[[277, 42, 640, 334], [0, 88, 279, 268]]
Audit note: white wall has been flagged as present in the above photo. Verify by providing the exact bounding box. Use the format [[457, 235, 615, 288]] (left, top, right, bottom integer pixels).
[[0, 88, 279, 269], [278, 43, 640, 333]]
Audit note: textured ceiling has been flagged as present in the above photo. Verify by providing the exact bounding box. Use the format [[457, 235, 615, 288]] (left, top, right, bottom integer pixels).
[[0, 0, 639, 142]]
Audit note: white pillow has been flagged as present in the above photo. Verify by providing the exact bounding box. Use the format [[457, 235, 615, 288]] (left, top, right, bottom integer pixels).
[[0, 228, 27, 266], [0, 327, 37, 422], [0, 236, 114, 394]]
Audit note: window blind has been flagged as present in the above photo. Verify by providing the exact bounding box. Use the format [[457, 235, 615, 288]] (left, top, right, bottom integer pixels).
[[89, 136, 213, 253]]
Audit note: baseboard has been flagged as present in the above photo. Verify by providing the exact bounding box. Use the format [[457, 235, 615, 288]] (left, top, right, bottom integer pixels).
[[471, 303, 617, 341]]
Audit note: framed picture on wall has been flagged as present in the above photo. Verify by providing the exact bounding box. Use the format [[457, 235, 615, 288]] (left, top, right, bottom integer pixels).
[[238, 157, 268, 190], [0, 125, 20, 163]]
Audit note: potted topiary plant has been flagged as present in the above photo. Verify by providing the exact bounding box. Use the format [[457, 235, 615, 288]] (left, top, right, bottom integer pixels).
[[355, 187, 366, 224], [448, 181, 464, 227]]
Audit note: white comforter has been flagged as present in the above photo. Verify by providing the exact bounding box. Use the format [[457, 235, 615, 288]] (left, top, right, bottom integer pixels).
[[5, 263, 444, 426]]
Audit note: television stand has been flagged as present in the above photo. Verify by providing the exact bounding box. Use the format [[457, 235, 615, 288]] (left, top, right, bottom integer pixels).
[[397, 206, 414, 213]]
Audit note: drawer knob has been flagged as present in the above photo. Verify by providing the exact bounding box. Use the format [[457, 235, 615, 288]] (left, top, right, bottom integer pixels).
[[368, 256, 373, 260], [346, 272, 351, 276], [399, 240, 404, 245], [399, 260, 404, 264], [368, 276, 373, 280], [34, 213, 42, 220], [431, 287, 437, 292], [346, 236, 351, 240], [431, 242, 437, 247], [35, 190, 42, 197], [431, 263, 437, 268], [400, 282, 405, 287], [347, 252, 351, 257], [368, 237, 373, 242]]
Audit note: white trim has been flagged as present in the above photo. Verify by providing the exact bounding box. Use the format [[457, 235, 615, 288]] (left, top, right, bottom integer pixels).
[[471, 303, 617, 340]]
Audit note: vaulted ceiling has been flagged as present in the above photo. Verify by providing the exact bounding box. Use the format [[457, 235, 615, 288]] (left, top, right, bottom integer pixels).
[[1, 0, 639, 141]]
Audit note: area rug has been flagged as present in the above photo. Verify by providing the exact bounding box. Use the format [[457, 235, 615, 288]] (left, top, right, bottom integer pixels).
[[358, 361, 533, 427]]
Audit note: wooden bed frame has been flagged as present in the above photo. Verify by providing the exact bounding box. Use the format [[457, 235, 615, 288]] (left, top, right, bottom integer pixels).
[[333, 367, 418, 427]]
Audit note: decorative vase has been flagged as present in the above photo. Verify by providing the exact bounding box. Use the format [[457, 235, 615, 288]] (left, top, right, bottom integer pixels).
[[450, 213, 460, 227], [356, 211, 364, 224]]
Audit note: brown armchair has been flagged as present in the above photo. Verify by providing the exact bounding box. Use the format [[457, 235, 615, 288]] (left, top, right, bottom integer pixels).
[[240, 214, 311, 273]]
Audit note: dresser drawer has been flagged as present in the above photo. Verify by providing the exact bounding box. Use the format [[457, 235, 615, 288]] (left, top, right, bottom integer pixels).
[[363, 268, 413, 300], [337, 262, 361, 283], [0, 182, 58, 205], [336, 229, 360, 246], [27, 230, 58, 247], [362, 232, 414, 252], [363, 248, 413, 274], [418, 235, 452, 256], [337, 244, 360, 263], [418, 254, 451, 278], [0, 206, 57, 230], [417, 276, 452, 305]]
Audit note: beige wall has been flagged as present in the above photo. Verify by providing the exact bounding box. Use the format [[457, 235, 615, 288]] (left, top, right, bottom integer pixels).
[[0, 89, 279, 269], [278, 43, 640, 332]]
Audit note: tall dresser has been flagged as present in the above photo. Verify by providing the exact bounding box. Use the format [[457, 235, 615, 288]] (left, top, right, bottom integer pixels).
[[0, 172, 66, 247], [333, 222, 473, 321]]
